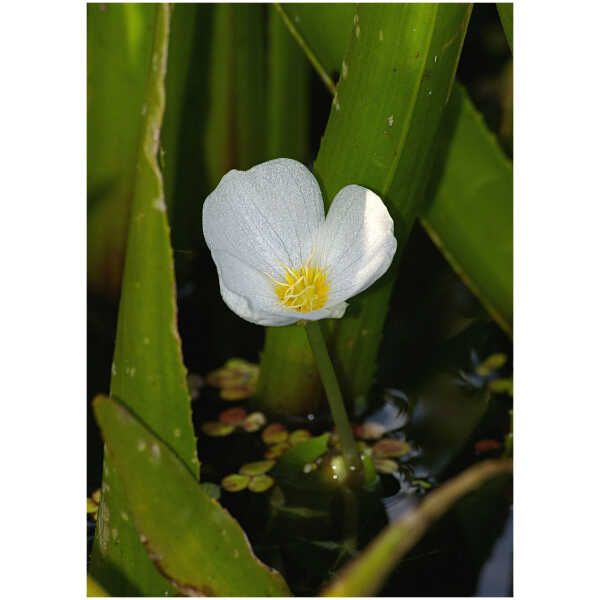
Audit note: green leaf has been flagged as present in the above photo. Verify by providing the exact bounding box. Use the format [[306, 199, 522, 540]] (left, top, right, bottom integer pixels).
[[272, 434, 330, 489], [266, 5, 310, 161], [322, 459, 512, 596], [204, 4, 267, 188], [248, 475, 276, 493], [421, 84, 513, 335], [496, 3, 513, 53], [87, 4, 155, 297], [222, 473, 251, 492], [258, 4, 473, 414], [161, 3, 201, 216], [94, 395, 291, 596], [240, 460, 276, 476], [87, 575, 109, 597], [90, 6, 199, 596], [203, 4, 235, 188], [283, 3, 356, 75]]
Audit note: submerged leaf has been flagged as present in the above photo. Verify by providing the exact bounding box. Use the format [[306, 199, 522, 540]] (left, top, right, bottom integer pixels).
[[202, 421, 235, 437], [199, 482, 221, 500]]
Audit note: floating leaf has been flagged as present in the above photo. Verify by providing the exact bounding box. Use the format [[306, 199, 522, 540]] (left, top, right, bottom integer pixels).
[[87, 497, 99, 516], [372, 439, 411, 459], [239, 460, 276, 476], [242, 411, 267, 432], [476, 353, 507, 377], [264, 442, 291, 459], [186, 373, 203, 401], [219, 407, 247, 426], [489, 378, 513, 396], [289, 429, 312, 445], [248, 475, 275, 493], [474, 439, 502, 454], [202, 421, 235, 437], [206, 358, 259, 401], [262, 423, 289, 444], [373, 459, 398, 475], [354, 422, 386, 440], [199, 482, 221, 500], [222, 474, 250, 492]]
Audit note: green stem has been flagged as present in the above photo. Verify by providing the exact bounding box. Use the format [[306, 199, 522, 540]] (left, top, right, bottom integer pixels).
[[304, 321, 361, 471]]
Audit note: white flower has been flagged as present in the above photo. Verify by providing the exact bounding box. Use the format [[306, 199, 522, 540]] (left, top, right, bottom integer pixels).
[[202, 158, 397, 326]]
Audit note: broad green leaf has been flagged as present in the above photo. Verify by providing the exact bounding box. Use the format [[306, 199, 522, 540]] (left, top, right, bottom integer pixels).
[[204, 3, 235, 188], [258, 4, 473, 414], [266, 4, 310, 161], [299, 10, 512, 336], [161, 3, 200, 215], [204, 4, 267, 188], [87, 575, 108, 597], [234, 4, 267, 169], [87, 4, 155, 297], [283, 3, 355, 75], [421, 84, 513, 334], [90, 6, 199, 596], [94, 395, 291, 597], [322, 459, 513, 596], [496, 3, 513, 53]]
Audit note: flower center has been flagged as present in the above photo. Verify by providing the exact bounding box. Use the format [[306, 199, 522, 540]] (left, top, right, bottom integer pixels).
[[269, 259, 330, 313]]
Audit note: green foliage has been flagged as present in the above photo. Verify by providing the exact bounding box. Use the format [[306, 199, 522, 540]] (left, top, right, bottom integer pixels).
[[285, 3, 355, 74], [94, 395, 291, 596], [87, 4, 155, 297], [422, 84, 513, 335], [90, 6, 198, 595], [496, 3, 513, 53], [258, 3, 473, 414], [266, 5, 311, 162], [322, 459, 513, 596]]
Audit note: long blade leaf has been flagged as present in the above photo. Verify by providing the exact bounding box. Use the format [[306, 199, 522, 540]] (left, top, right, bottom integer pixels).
[[90, 6, 199, 595]]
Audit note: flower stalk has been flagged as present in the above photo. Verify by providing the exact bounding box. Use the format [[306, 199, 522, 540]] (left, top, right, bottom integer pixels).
[[304, 320, 362, 472]]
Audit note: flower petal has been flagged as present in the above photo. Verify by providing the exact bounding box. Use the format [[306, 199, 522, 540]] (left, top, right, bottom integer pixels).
[[214, 250, 346, 326], [315, 185, 397, 305], [203, 158, 324, 276], [213, 250, 299, 326]]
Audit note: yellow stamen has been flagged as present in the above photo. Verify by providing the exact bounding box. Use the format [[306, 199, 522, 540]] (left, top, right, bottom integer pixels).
[[268, 256, 329, 313]]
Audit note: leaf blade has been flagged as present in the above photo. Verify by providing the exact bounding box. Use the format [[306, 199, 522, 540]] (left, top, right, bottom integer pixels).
[[90, 6, 199, 595], [94, 395, 291, 597]]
